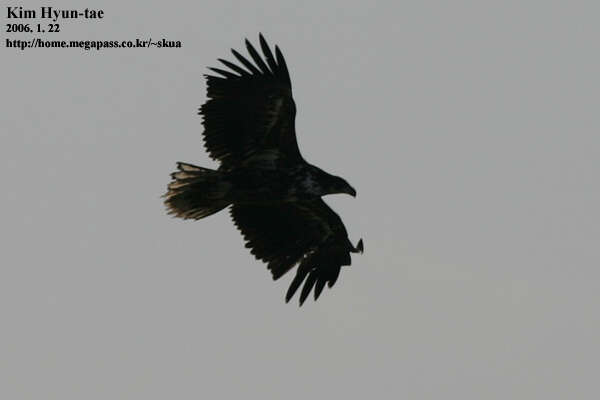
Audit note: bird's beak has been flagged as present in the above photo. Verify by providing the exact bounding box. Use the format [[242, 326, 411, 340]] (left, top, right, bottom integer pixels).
[[346, 185, 356, 197]]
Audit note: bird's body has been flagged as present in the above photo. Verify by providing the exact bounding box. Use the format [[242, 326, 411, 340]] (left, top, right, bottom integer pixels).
[[165, 34, 362, 305]]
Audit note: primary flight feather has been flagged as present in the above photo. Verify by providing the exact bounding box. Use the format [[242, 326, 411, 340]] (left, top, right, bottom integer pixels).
[[165, 34, 363, 305]]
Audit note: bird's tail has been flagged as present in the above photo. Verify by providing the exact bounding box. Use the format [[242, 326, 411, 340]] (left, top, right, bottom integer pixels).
[[164, 162, 232, 220]]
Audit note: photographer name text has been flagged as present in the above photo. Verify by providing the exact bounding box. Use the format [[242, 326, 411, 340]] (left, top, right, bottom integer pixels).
[[7, 6, 104, 22]]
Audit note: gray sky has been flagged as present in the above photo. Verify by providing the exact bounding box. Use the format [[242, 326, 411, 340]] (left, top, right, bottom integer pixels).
[[2, 1, 599, 399]]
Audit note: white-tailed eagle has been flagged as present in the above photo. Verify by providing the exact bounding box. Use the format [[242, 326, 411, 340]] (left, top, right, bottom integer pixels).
[[165, 34, 363, 305]]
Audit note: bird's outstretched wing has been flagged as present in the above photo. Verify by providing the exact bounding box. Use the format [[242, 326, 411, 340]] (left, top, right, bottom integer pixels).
[[230, 199, 363, 305], [201, 34, 301, 167]]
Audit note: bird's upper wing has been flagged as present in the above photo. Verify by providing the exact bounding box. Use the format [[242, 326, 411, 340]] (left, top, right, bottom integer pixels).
[[230, 199, 363, 305], [201, 34, 301, 168]]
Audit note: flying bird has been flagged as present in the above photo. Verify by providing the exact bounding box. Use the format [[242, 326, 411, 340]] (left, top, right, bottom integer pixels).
[[164, 34, 363, 305]]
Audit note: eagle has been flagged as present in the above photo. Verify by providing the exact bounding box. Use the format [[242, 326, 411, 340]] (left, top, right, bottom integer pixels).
[[164, 34, 363, 305]]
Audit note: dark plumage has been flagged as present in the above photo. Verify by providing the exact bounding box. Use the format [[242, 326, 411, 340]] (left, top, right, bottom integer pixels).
[[164, 34, 363, 305]]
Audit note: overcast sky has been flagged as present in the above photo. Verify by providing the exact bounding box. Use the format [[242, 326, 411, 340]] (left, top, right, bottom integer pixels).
[[2, 1, 599, 399]]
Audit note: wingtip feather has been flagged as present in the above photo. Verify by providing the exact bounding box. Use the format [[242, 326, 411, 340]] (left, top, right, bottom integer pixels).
[[314, 278, 326, 301], [299, 273, 317, 306]]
